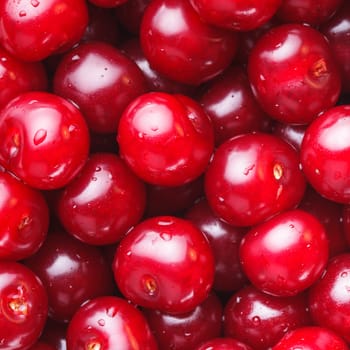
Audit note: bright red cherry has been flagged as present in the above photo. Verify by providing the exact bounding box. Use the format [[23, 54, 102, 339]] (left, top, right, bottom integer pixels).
[[0, 261, 48, 350], [195, 338, 253, 350], [204, 132, 306, 227], [117, 92, 214, 186], [0, 0, 88, 62], [0, 91, 90, 190], [301, 105, 350, 203], [66, 296, 158, 350], [239, 209, 329, 297], [113, 216, 215, 314], [140, 0, 238, 85], [56, 152, 146, 246], [248, 23, 341, 124]]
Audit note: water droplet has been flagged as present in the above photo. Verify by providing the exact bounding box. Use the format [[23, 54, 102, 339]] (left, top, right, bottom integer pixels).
[[31, 0, 40, 7], [126, 251, 132, 257], [151, 126, 159, 132], [72, 204, 77, 209], [19, 10, 26, 17], [68, 125, 76, 132], [289, 224, 295, 229], [252, 316, 261, 325], [0, 57, 7, 62], [160, 233, 171, 241], [92, 176, 97, 181], [106, 306, 117, 318], [71, 54, 80, 61], [243, 164, 255, 176], [184, 332, 192, 337], [341, 271, 348, 278], [95, 166, 102, 172], [97, 319, 105, 327], [33, 129, 47, 145], [218, 196, 225, 203], [306, 243, 311, 248]]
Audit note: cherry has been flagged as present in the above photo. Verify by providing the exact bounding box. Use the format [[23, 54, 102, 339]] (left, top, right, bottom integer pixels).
[[66, 296, 158, 350], [239, 209, 329, 297], [204, 132, 306, 227], [195, 338, 253, 350], [0, 0, 88, 62], [143, 293, 223, 350], [140, 0, 238, 85], [248, 23, 341, 124], [272, 122, 307, 151], [113, 216, 215, 314], [88, 0, 128, 8], [28, 342, 56, 350], [0, 261, 48, 350], [0, 91, 90, 190], [40, 319, 67, 350], [117, 91, 214, 186]]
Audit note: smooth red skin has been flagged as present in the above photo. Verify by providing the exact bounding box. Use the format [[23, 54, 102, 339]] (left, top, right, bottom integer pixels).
[[224, 285, 312, 350], [140, 0, 238, 85], [53, 41, 148, 134], [88, 0, 128, 7], [273, 122, 307, 151], [24, 230, 115, 322], [28, 342, 56, 350], [204, 132, 306, 227], [120, 38, 196, 96], [66, 296, 158, 350], [321, 1, 350, 93], [277, 0, 343, 26], [56, 152, 146, 246], [195, 338, 253, 350], [298, 186, 349, 257], [239, 209, 329, 297], [0, 46, 47, 110], [301, 105, 350, 203], [117, 92, 214, 186], [189, 0, 282, 31], [199, 66, 270, 146], [272, 326, 350, 350], [40, 319, 67, 350], [185, 198, 248, 292], [248, 23, 341, 124], [0, 0, 88, 62], [308, 254, 350, 343], [143, 293, 223, 350], [0, 91, 90, 190], [0, 171, 49, 261], [0, 261, 48, 350], [113, 216, 215, 314]]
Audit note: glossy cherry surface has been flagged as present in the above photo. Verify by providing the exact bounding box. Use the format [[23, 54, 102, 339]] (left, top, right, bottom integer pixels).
[[88, 0, 128, 7], [140, 0, 238, 85], [195, 338, 253, 350], [56, 152, 146, 245], [0, 171, 49, 261], [0, 0, 88, 61], [272, 326, 350, 350], [189, 0, 282, 31], [239, 209, 329, 297], [0, 91, 90, 190], [40, 319, 67, 350], [113, 216, 215, 314], [0, 261, 48, 350], [117, 92, 214, 186], [28, 342, 56, 350], [301, 105, 350, 203], [224, 285, 311, 349], [143, 293, 223, 350], [66, 296, 158, 350], [272, 122, 307, 151], [53, 41, 148, 134], [248, 23, 341, 124], [24, 230, 115, 322], [204, 132, 306, 227]]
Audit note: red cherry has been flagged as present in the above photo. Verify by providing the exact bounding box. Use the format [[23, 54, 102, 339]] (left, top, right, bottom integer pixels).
[[28, 342, 56, 350], [195, 338, 253, 350], [88, 0, 128, 8], [272, 122, 307, 151]]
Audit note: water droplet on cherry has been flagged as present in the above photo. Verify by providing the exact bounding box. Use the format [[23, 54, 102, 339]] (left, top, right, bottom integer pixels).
[[33, 129, 47, 145]]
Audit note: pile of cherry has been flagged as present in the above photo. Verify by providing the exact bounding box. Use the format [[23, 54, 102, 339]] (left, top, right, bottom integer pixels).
[[1, 0, 350, 349]]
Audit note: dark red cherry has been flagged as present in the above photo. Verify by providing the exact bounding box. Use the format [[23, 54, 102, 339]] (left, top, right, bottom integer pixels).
[[204, 132, 306, 227], [140, 0, 238, 85], [195, 338, 253, 350], [272, 122, 307, 151], [56, 152, 146, 245], [0, 261, 48, 350], [40, 319, 67, 350], [239, 209, 329, 297], [248, 23, 341, 124], [113, 216, 215, 314], [28, 342, 56, 350], [66, 296, 158, 350], [88, 0, 128, 7]]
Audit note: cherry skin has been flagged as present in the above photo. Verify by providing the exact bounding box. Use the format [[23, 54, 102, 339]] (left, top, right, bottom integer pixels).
[[66, 296, 158, 350], [224, 285, 312, 350], [28, 342, 56, 350], [56, 152, 146, 246], [301, 105, 350, 203], [53, 41, 148, 134], [272, 326, 350, 350], [113, 216, 215, 314], [0, 261, 48, 350], [24, 230, 115, 322], [0, 91, 90, 190], [0, 0, 88, 62], [239, 209, 329, 297], [140, 0, 238, 85], [143, 293, 223, 350], [189, 0, 282, 31], [195, 338, 253, 350], [204, 132, 306, 227], [0, 171, 49, 261], [88, 0, 128, 8], [308, 254, 350, 343], [40, 319, 67, 350], [272, 122, 307, 151], [248, 23, 341, 124], [117, 92, 214, 186]]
